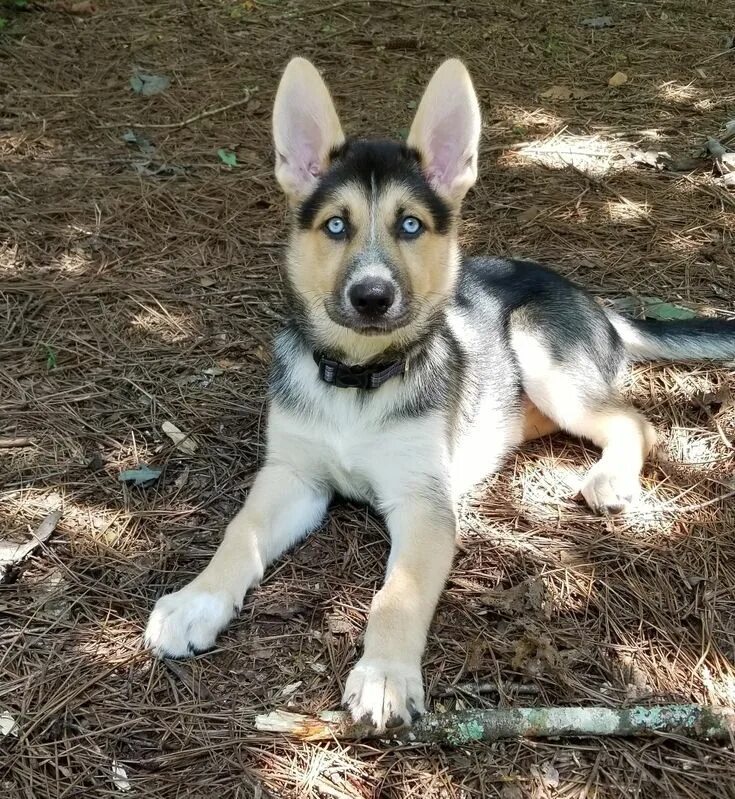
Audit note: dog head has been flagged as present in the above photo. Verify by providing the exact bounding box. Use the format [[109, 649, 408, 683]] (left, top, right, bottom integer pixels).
[[273, 57, 481, 361]]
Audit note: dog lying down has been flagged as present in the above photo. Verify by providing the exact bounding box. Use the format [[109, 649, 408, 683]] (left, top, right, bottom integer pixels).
[[145, 58, 735, 732]]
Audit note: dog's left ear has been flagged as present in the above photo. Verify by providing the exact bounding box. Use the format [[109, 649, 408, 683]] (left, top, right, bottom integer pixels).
[[408, 59, 481, 205]]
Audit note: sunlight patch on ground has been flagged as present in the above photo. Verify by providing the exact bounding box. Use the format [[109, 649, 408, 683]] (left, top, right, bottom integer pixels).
[[512, 133, 633, 177], [606, 197, 651, 222], [702, 666, 735, 706], [637, 127, 668, 140], [0, 241, 19, 273], [56, 250, 93, 275], [502, 105, 565, 133], [74, 621, 143, 665], [657, 80, 703, 104], [666, 427, 728, 466], [130, 306, 202, 344], [509, 452, 686, 540], [1, 488, 131, 547]]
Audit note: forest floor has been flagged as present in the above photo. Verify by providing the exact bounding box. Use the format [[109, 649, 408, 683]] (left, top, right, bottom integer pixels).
[[2, 1, 735, 797]]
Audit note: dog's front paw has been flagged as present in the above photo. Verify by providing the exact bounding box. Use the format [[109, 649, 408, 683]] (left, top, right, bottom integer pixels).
[[144, 586, 237, 658], [581, 462, 640, 515], [343, 658, 424, 732]]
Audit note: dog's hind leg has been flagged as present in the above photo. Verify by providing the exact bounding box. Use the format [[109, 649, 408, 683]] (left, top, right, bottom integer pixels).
[[557, 403, 655, 514], [512, 328, 656, 515]]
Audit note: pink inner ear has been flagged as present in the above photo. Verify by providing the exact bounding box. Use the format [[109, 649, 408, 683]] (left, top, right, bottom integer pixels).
[[287, 112, 325, 183], [426, 113, 467, 189]]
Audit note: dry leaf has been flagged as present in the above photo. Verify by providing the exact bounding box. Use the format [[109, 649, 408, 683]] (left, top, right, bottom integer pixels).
[[280, 681, 302, 697], [581, 16, 614, 28], [259, 600, 308, 619], [511, 633, 559, 677], [32, 568, 72, 620], [518, 206, 542, 224], [0, 711, 19, 738], [118, 464, 162, 485], [465, 639, 488, 673], [0, 510, 62, 583], [608, 71, 628, 87], [161, 421, 198, 455], [130, 70, 170, 97], [174, 466, 190, 490], [500, 784, 524, 799], [481, 577, 548, 618], [696, 386, 732, 412], [327, 615, 352, 634], [531, 762, 560, 788], [540, 85, 590, 101], [111, 760, 131, 792], [541, 85, 573, 101]]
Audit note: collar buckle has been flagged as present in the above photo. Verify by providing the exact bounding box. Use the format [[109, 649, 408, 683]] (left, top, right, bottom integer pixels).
[[315, 354, 405, 390]]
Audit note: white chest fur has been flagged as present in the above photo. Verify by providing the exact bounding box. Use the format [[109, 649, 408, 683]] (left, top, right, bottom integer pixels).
[[266, 349, 521, 507], [268, 362, 446, 504]]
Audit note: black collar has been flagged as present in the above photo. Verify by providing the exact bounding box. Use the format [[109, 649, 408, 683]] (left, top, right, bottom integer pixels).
[[313, 352, 407, 390]]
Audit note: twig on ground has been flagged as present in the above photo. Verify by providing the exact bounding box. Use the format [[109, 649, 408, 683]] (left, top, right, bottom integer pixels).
[[102, 91, 254, 131], [436, 681, 540, 698], [0, 437, 33, 448], [255, 705, 735, 744]]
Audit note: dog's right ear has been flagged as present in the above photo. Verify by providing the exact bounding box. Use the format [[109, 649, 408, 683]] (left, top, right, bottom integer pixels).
[[273, 58, 345, 204]]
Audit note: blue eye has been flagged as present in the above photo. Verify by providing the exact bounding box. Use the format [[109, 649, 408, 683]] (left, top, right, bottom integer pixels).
[[325, 216, 346, 237], [399, 216, 423, 237]]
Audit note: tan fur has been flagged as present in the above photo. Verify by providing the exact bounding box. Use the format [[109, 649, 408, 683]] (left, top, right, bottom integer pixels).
[[521, 398, 560, 441], [287, 182, 461, 363], [571, 405, 656, 502], [509, 323, 658, 512], [343, 496, 456, 723], [145, 57, 666, 735]]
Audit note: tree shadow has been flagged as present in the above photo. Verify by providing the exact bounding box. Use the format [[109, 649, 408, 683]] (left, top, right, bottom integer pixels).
[[3, 0, 735, 797]]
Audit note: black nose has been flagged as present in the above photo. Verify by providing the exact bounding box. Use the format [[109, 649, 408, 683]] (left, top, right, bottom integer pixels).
[[348, 278, 395, 317]]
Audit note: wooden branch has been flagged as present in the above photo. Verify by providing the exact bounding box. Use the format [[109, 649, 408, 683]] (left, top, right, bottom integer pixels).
[[255, 705, 735, 744], [0, 437, 33, 448], [101, 91, 255, 131], [436, 681, 539, 698], [142, 91, 253, 130]]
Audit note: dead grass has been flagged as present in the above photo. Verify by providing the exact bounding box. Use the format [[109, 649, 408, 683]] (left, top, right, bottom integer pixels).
[[1, 1, 735, 797]]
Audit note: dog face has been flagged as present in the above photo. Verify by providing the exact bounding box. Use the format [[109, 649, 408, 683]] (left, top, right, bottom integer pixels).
[[273, 58, 481, 360]]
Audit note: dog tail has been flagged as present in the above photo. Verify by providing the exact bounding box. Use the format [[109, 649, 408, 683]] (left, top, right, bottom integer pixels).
[[606, 311, 735, 362]]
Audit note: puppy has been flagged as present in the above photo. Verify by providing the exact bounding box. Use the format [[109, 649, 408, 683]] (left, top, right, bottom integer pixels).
[[145, 58, 735, 731]]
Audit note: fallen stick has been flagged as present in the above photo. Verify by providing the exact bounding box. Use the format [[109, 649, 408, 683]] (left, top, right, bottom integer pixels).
[[0, 437, 33, 448], [255, 705, 735, 744], [101, 91, 255, 131], [142, 91, 253, 130], [436, 681, 539, 698]]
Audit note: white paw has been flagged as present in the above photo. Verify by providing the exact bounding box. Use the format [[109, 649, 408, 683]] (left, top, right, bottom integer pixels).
[[144, 587, 237, 658], [343, 658, 424, 732], [581, 462, 640, 515]]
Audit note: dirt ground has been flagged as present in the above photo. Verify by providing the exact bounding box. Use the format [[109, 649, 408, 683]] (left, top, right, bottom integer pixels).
[[2, 1, 735, 797]]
